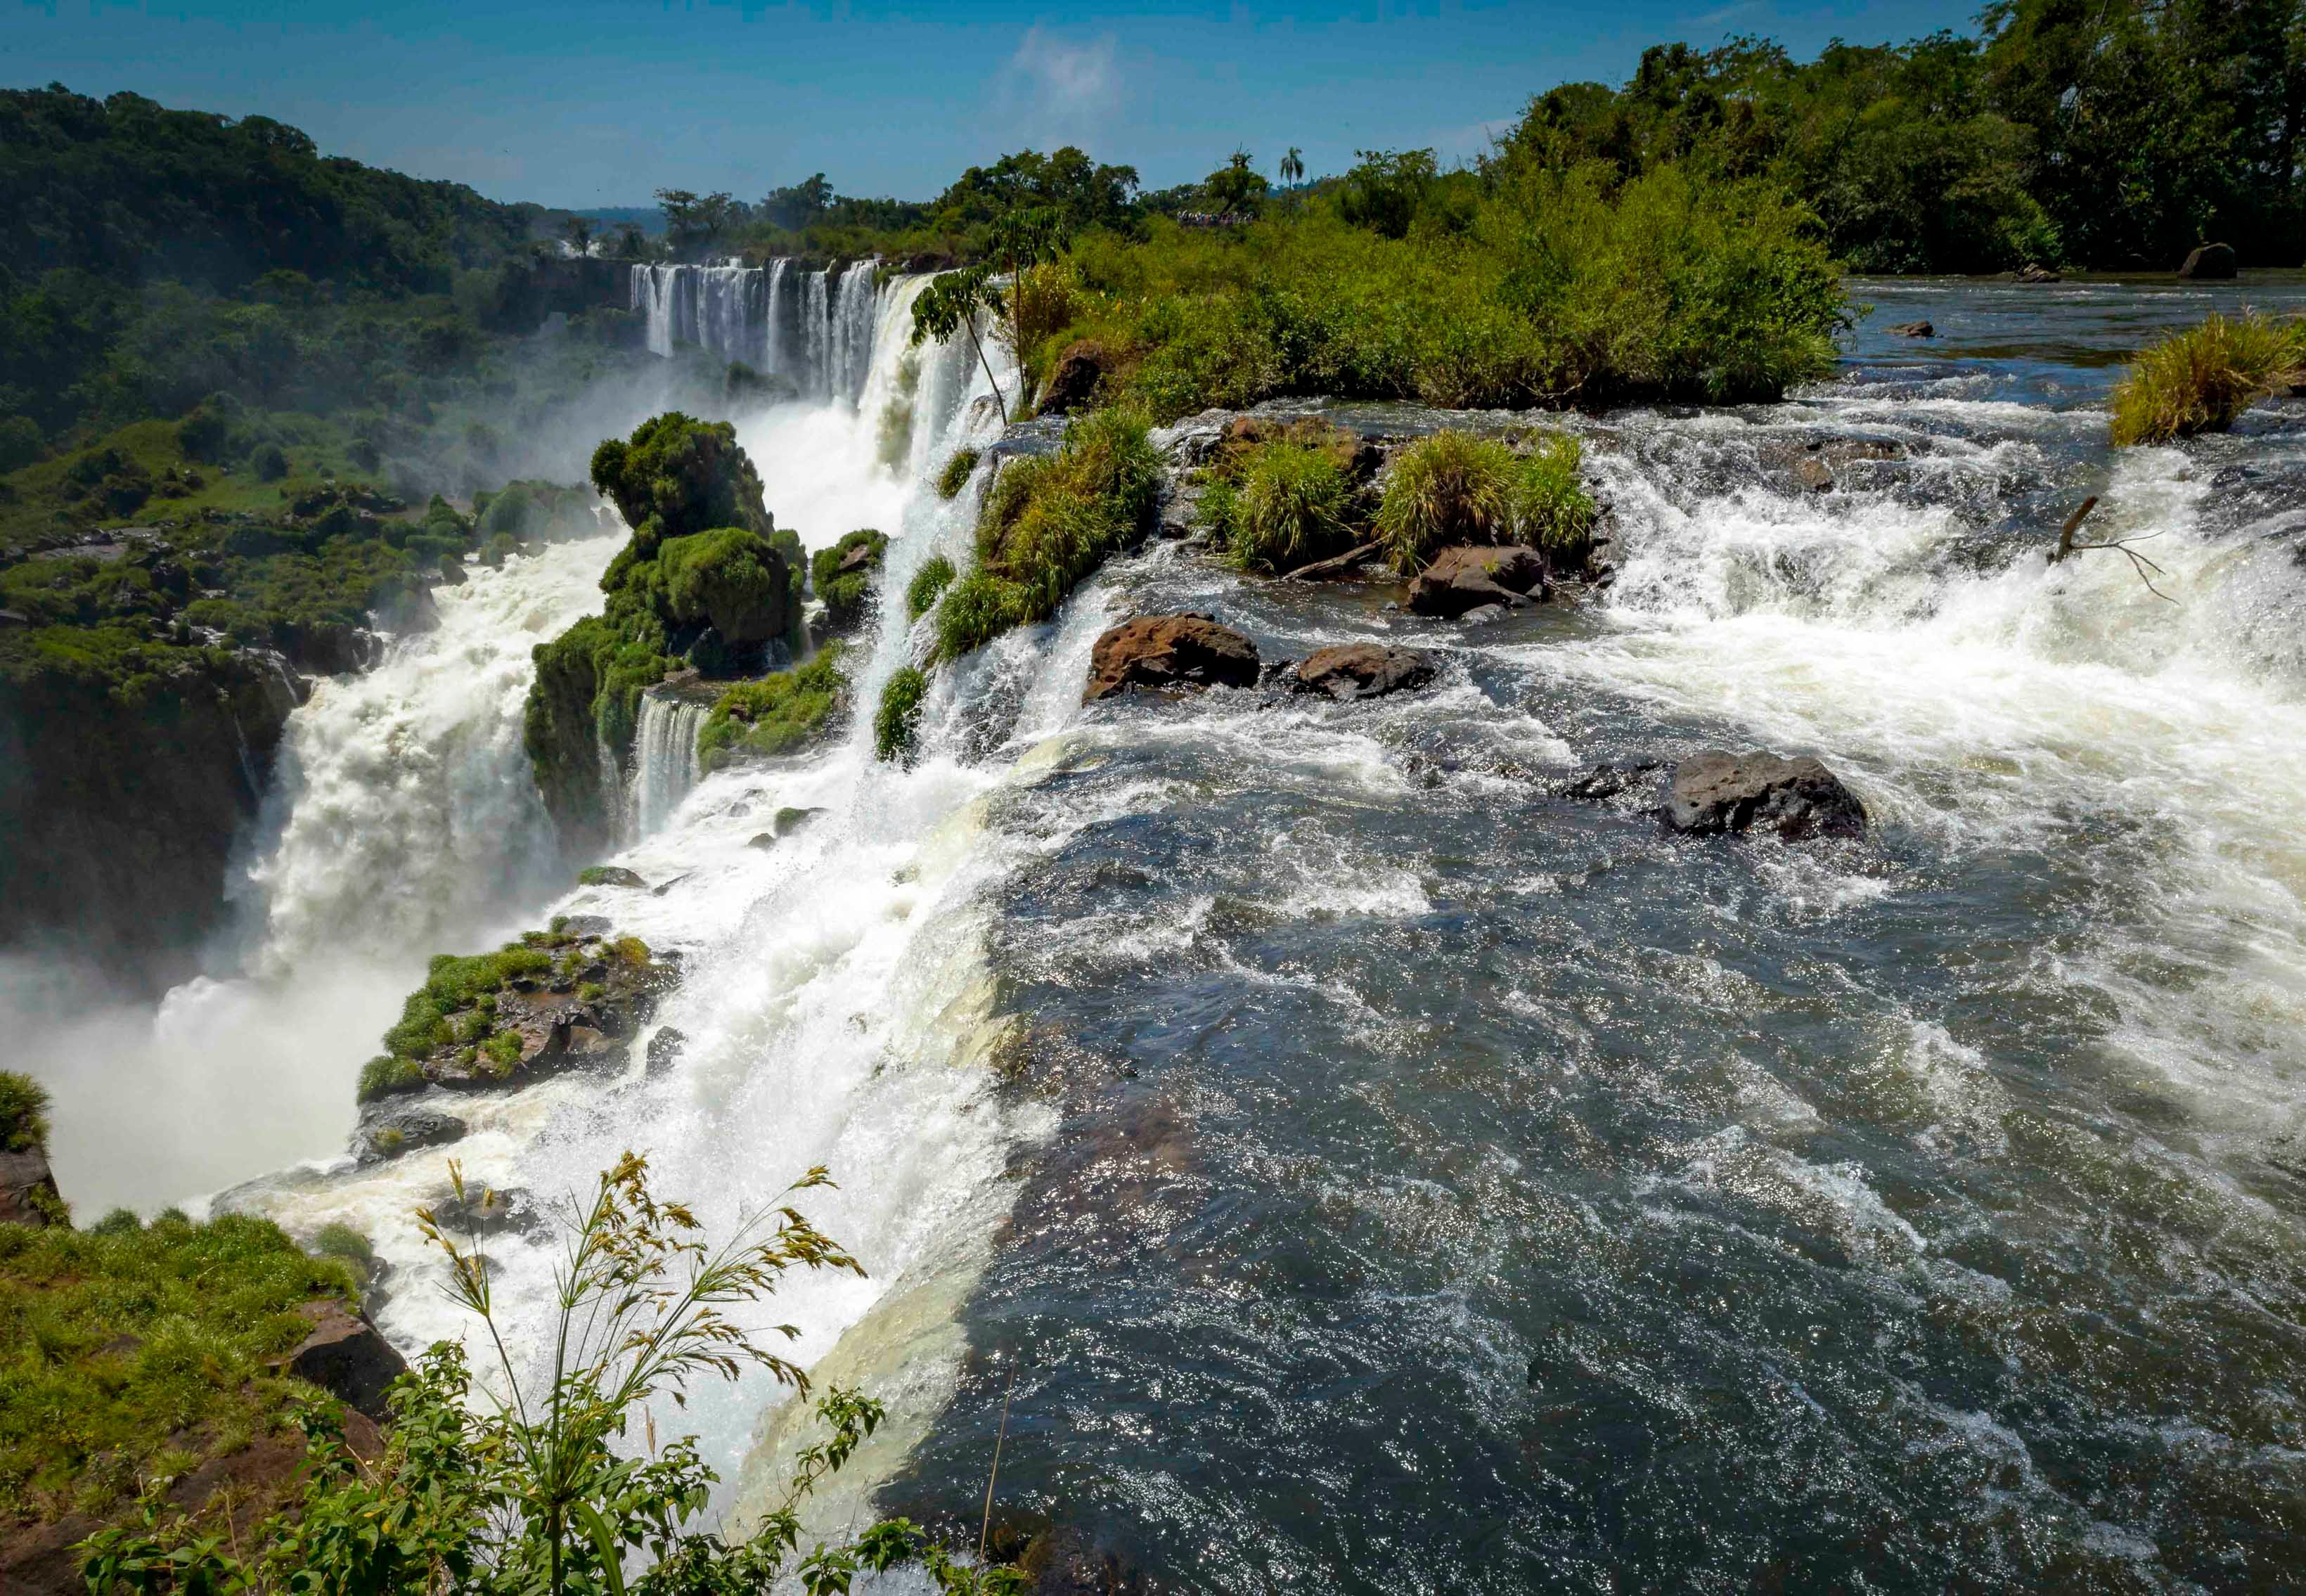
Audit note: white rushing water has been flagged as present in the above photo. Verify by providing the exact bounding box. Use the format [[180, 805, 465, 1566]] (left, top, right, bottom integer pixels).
[[230, 285, 1024, 1533], [633, 257, 892, 405]]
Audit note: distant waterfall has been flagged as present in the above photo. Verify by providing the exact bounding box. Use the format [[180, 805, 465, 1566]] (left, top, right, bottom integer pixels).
[[631, 259, 889, 406], [626, 693, 707, 841]]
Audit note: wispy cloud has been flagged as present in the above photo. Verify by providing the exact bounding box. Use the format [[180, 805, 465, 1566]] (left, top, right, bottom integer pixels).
[[1688, 1, 1763, 31], [996, 26, 1121, 139]]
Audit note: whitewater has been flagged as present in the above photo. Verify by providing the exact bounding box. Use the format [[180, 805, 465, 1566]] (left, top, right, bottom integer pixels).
[[25, 268, 2306, 1587]]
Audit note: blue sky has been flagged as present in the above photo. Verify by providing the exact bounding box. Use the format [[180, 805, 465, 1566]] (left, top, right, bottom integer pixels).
[[8, 1, 1973, 207]]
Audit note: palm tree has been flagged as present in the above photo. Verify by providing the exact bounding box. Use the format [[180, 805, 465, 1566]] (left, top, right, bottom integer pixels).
[[1280, 147, 1305, 187]]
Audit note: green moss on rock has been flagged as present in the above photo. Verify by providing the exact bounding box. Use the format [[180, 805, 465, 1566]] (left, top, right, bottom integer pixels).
[[697, 643, 848, 772]]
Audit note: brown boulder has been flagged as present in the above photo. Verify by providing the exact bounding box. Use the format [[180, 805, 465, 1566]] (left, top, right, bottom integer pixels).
[[1405, 546, 1547, 618], [1667, 749, 1867, 841], [0, 1147, 64, 1227], [1288, 643, 1436, 700], [1083, 614, 1261, 702], [1039, 340, 1111, 417], [281, 1304, 408, 1420], [1890, 320, 1934, 337]]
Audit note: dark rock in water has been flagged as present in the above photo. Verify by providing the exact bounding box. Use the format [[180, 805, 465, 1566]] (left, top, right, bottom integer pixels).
[[558, 914, 613, 936], [1405, 546, 1547, 618], [1020, 1526, 1152, 1595], [1084, 614, 1261, 702], [1456, 603, 1512, 626], [1667, 750, 1867, 841], [281, 1305, 407, 1421], [2011, 264, 2061, 283], [355, 1105, 468, 1165], [0, 1147, 65, 1227], [1889, 320, 1935, 337], [1287, 643, 1437, 701], [1794, 456, 1836, 492], [1555, 761, 1666, 806], [579, 865, 648, 889], [427, 1183, 540, 1239], [747, 832, 778, 849], [436, 556, 468, 587], [774, 805, 825, 837], [646, 1027, 688, 1076], [1039, 339, 1112, 416], [2178, 242, 2238, 280]]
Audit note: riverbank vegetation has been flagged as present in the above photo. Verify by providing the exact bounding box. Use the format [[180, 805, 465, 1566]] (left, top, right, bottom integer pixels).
[[2109, 312, 2306, 445], [77, 1154, 1028, 1594]]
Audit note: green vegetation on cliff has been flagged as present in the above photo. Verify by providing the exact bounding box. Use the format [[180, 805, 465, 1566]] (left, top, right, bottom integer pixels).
[[0, 1210, 361, 1530], [523, 413, 797, 853], [811, 528, 889, 634], [698, 643, 849, 771], [0, 1073, 48, 1154]]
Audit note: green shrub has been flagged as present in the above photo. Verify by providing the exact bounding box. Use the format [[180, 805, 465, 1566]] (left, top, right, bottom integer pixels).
[[875, 667, 929, 764], [696, 643, 848, 771], [1217, 442, 1356, 573], [935, 446, 981, 500], [659, 526, 787, 643], [89, 1209, 143, 1237], [0, 1071, 50, 1154], [1375, 430, 1519, 572], [906, 553, 958, 621], [932, 569, 1031, 660], [249, 441, 288, 482], [2109, 312, 2306, 445]]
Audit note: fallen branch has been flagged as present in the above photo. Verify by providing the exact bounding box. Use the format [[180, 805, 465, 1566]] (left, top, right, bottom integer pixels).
[[1280, 539, 1384, 582], [2044, 494, 2177, 602]]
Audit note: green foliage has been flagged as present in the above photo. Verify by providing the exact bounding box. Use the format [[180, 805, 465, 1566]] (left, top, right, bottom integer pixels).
[[907, 553, 959, 621], [809, 529, 888, 632], [1376, 430, 1520, 572], [0, 1209, 359, 1528], [936, 446, 981, 500], [248, 440, 288, 482], [875, 667, 930, 764], [697, 645, 849, 771], [76, 1154, 1026, 1596], [2108, 312, 2306, 445], [0, 1071, 49, 1154], [1211, 442, 1358, 573], [1513, 432, 1597, 557], [0, 415, 41, 472], [659, 527, 789, 644], [309, 1223, 377, 1274], [588, 411, 775, 555]]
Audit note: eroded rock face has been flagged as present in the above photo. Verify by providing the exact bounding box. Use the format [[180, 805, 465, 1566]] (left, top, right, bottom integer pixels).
[[2179, 242, 2238, 280], [1287, 643, 1437, 700], [1667, 750, 1867, 841], [0, 1147, 64, 1227], [281, 1305, 408, 1422], [1084, 615, 1261, 702], [1405, 546, 1547, 618]]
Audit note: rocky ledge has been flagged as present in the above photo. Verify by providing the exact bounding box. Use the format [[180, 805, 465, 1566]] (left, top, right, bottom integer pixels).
[[354, 924, 678, 1150]]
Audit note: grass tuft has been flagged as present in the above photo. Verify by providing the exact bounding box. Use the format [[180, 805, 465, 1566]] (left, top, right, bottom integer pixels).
[[1374, 428, 1597, 572], [874, 667, 929, 764], [906, 553, 958, 622], [2109, 312, 2305, 445], [1206, 442, 1357, 573], [934, 447, 981, 501]]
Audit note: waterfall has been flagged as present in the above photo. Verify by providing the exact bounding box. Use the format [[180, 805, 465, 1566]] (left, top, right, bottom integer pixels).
[[626, 693, 706, 841], [633, 258, 894, 405], [764, 258, 791, 375], [831, 260, 879, 401]]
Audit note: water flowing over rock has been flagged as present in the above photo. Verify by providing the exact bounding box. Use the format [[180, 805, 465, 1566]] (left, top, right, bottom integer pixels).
[[1083, 614, 1262, 702], [1666, 749, 1868, 841], [626, 693, 706, 841], [631, 259, 887, 405]]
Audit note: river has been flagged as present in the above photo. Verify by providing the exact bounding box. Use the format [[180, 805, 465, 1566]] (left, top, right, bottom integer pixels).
[[42, 270, 2306, 1588]]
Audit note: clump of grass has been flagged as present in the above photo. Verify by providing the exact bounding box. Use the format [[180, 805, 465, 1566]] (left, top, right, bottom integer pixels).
[[934, 446, 981, 501], [696, 643, 846, 771], [1209, 442, 1357, 573], [0, 1211, 360, 1527], [2109, 312, 2306, 445], [1514, 432, 1597, 559], [906, 553, 957, 621], [0, 1071, 51, 1154], [309, 1223, 376, 1275], [929, 409, 1160, 661], [874, 667, 929, 764], [1376, 430, 1519, 572]]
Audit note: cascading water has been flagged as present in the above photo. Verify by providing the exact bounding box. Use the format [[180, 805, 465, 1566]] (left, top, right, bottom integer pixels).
[[632, 259, 893, 406], [625, 692, 707, 841]]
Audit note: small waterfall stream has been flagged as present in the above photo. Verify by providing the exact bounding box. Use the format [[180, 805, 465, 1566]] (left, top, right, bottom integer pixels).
[[626, 693, 707, 841]]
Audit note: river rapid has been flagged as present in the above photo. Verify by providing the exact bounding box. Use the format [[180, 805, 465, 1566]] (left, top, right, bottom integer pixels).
[[34, 271, 2306, 1589]]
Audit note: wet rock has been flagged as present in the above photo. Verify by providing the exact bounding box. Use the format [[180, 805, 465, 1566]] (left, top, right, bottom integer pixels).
[[2178, 242, 2238, 280], [1794, 456, 1836, 492], [354, 1105, 469, 1165], [1155, 482, 1199, 540], [1405, 545, 1547, 618], [774, 805, 825, 837], [2011, 264, 2061, 284], [1083, 614, 1261, 702], [747, 832, 778, 849], [0, 1147, 65, 1227], [1889, 320, 1935, 337], [580, 865, 648, 889], [1038, 340, 1112, 416], [1666, 749, 1867, 841], [1021, 1526, 1152, 1595], [645, 1026, 688, 1076], [1287, 643, 1437, 701], [558, 914, 613, 936], [427, 1183, 541, 1239], [1554, 761, 1666, 806], [280, 1304, 407, 1421]]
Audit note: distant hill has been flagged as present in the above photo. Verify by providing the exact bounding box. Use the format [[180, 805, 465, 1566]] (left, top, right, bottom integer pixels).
[[0, 84, 545, 295]]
